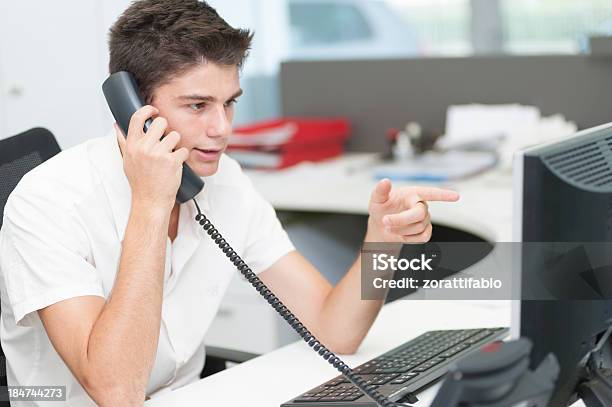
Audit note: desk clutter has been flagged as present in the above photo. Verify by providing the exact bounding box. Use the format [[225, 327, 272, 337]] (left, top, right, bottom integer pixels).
[[228, 118, 350, 169], [372, 151, 497, 182], [374, 104, 577, 182], [440, 104, 577, 169]]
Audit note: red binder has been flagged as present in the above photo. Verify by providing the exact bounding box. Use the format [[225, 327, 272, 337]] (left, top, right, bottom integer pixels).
[[228, 118, 351, 169]]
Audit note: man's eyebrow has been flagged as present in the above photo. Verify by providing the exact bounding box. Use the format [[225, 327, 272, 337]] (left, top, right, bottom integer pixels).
[[176, 94, 215, 102], [229, 89, 243, 100], [176, 89, 243, 102]]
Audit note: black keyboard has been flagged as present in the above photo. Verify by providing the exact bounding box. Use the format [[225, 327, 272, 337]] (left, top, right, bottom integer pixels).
[[281, 327, 509, 406]]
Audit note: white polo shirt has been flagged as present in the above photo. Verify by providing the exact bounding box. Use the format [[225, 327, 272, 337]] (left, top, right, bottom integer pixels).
[[0, 132, 294, 406]]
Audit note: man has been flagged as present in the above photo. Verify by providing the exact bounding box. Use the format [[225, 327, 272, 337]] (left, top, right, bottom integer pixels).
[[0, 1, 459, 406]]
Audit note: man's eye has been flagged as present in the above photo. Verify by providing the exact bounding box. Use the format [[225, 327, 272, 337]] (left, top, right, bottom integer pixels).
[[189, 103, 206, 111], [224, 98, 238, 108]]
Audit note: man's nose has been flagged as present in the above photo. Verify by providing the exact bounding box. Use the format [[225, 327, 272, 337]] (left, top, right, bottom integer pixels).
[[206, 104, 231, 138]]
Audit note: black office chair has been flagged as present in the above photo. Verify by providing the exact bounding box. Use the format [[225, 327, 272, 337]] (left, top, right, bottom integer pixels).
[[0, 128, 256, 394], [201, 346, 259, 378], [0, 128, 61, 230]]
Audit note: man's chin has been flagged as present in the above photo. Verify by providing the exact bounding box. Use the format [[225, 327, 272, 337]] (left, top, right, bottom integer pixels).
[[189, 160, 220, 177]]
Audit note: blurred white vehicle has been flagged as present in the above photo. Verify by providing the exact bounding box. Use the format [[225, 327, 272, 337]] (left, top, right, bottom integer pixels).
[[287, 0, 421, 59]]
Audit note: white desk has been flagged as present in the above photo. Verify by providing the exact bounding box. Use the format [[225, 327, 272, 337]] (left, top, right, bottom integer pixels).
[[146, 300, 512, 406], [244, 154, 514, 242]]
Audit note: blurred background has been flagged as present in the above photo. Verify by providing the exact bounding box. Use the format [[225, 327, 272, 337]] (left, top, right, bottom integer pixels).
[[2, 0, 612, 146]]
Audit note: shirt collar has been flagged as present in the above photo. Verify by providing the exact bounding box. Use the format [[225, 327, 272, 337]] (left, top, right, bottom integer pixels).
[[92, 131, 212, 242]]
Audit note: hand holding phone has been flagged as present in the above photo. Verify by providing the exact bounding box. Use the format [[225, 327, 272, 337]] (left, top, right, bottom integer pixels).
[[103, 71, 204, 204], [114, 105, 189, 210]]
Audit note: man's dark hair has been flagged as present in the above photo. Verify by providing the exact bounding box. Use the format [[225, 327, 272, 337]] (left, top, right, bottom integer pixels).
[[109, 0, 253, 102]]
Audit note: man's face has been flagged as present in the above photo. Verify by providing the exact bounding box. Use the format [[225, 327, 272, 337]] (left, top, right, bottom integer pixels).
[[151, 62, 241, 177]]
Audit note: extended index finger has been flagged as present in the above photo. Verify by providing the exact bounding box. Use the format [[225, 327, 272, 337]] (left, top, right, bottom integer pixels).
[[411, 186, 460, 202]]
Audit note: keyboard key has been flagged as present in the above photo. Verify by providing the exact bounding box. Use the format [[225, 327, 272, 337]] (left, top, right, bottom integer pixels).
[[413, 357, 445, 372], [390, 373, 419, 384], [293, 393, 320, 402], [323, 377, 349, 387], [353, 364, 377, 374], [318, 395, 344, 402], [465, 330, 494, 344], [373, 367, 400, 373], [440, 344, 470, 358], [371, 374, 399, 385]]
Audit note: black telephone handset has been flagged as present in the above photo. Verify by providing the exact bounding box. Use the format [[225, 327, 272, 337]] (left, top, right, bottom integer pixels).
[[102, 71, 204, 203], [102, 72, 399, 407]]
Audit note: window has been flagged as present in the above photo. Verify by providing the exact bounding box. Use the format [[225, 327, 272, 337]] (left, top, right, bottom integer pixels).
[[289, 2, 373, 47], [387, 0, 471, 56], [501, 0, 612, 54]]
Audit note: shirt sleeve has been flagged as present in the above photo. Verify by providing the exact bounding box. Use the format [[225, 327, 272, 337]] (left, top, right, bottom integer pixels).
[[239, 173, 295, 275], [0, 180, 105, 327]]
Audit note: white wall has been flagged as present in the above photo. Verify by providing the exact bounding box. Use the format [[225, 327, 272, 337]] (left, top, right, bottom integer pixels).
[[0, 1, 109, 147]]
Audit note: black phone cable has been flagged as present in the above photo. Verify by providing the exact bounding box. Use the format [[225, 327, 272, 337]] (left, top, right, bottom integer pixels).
[[193, 199, 408, 407]]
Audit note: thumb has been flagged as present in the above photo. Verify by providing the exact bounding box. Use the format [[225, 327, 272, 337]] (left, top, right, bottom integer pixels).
[[371, 178, 392, 204]]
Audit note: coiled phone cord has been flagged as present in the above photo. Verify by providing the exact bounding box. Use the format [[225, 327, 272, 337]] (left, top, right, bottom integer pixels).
[[193, 199, 403, 407]]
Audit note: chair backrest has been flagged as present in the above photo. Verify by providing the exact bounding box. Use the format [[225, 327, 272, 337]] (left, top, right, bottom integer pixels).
[[0, 127, 61, 398], [0, 128, 61, 230]]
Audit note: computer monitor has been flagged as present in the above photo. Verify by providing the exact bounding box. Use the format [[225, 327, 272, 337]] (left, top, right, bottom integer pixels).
[[512, 122, 612, 406]]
